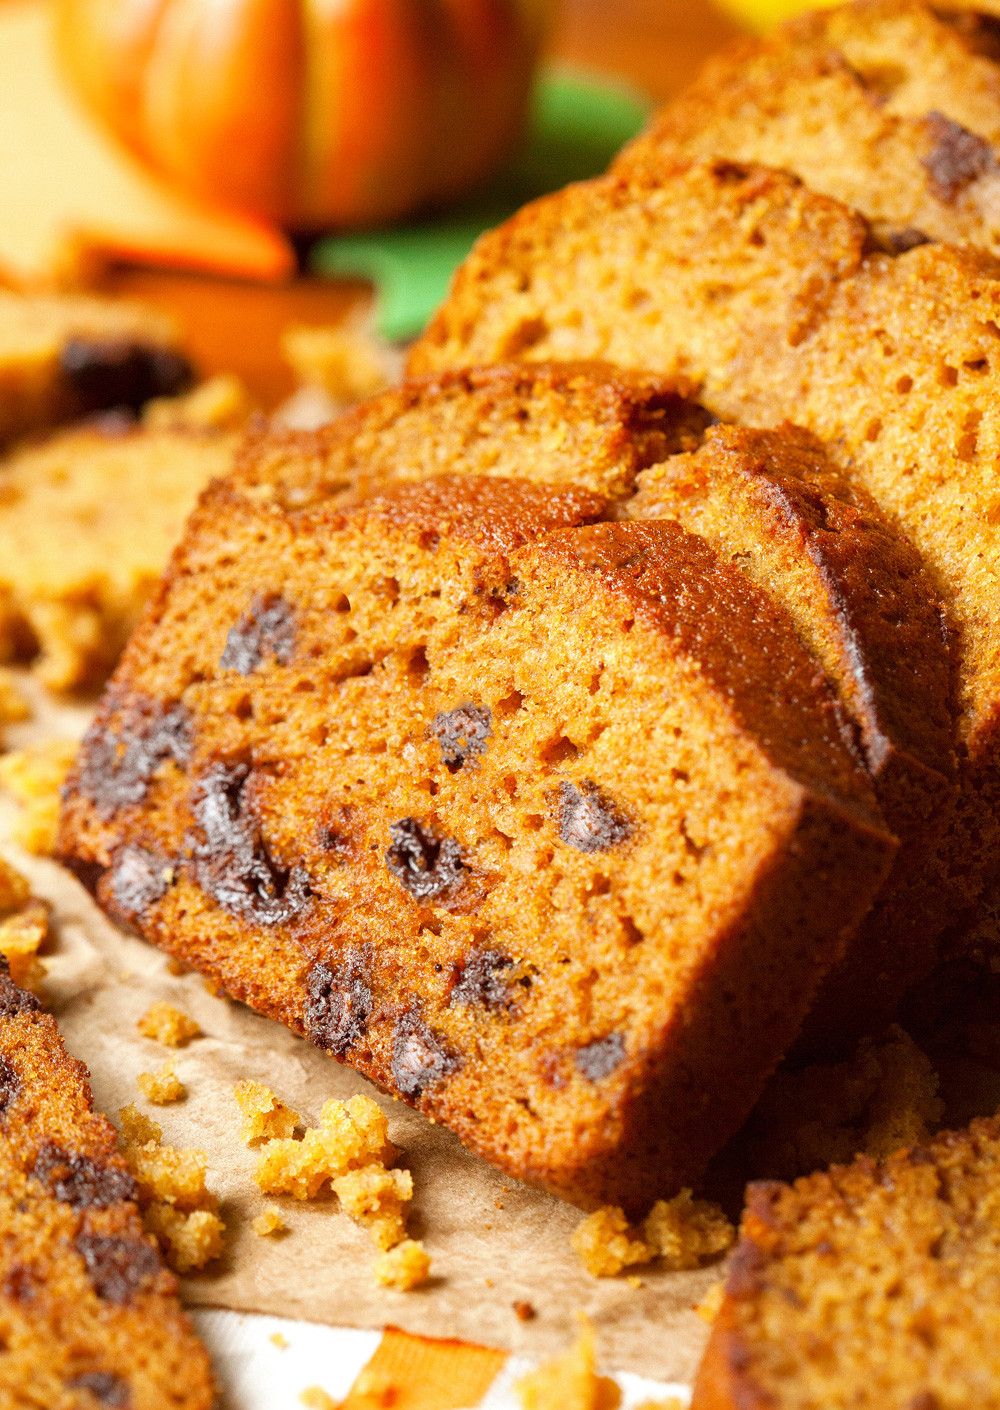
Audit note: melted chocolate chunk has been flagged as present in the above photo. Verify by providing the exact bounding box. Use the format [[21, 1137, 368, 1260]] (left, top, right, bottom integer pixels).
[[558, 781, 633, 853], [386, 819, 467, 902], [219, 593, 296, 674], [428, 703, 493, 773], [60, 338, 192, 417], [450, 950, 514, 1011], [0, 1055, 18, 1111], [882, 226, 932, 254], [922, 112, 995, 202], [0, 960, 40, 1017], [32, 1142, 138, 1209], [67, 1373, 131, 1408], [573, 1032, 626, 1081], [188, 762, 312, 925], [76, 1233, 159, 1304], [391, 1012, 460, 1098], [108, 846, 170, 920], [304, 952, 372, 1057], [75, 693, 192, 821]]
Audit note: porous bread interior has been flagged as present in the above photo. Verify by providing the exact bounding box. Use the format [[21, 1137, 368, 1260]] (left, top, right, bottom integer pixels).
[[0, 423, 236, 689], [0, 1002, 213, 1406], [235, 362, 710, 510], [0, 290, 178, 361], [61, 474, 888, 1204], [618, 0, 1000, 255], [410, 161, 1000, 757], [730, 1118, 1000, 1410]]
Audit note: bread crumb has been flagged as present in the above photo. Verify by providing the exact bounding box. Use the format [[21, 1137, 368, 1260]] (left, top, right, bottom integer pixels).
[[0, 883, 48, 993], [514, 1300, 536, 1321], [0, 670, 30, 738], [270, 1331, 289, 1349], [516, 1314, 620, 1410], [643, 1190, 735, 1271], [234, 1080, 301, 1143], [143, 373, 253, 433], [572, 1192, 733, 1279], [696, 1282, 726, 1324], [137, 1058, 185, 1104], [372, 1239, 431, 1290], [253, 1206, 287, 1237], [118, 1102, 162, 1147], [254, 1094, 397, 1200], [571, 1206, 654, 1277], [0, 740, 77, 854], [138, 1000, 200, 1047], [299, 1387, 338, 1410], [634, 1401, 685, 1410], [118, 1102, 224, 1272], [333, 1164, 412, 1250], [625, 1275, 643, 1289], [282, 313, 403, 409]]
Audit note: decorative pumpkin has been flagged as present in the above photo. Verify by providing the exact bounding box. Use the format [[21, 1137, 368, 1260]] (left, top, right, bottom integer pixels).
[[55, 0, 551, 228]]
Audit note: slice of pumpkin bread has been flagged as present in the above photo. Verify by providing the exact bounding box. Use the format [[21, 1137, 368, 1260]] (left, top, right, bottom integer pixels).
[[0, 958, 214, 1407], [409, 156, 1000, 963], [692, 1115, 1000, 1410], [57, 468, 893, 1212], [617, 0, 1000, 258], [0, 290, 192, 447], [627, 422, 958, 1050], [0, 380, 247, 690], [233, 360, 713, 511]]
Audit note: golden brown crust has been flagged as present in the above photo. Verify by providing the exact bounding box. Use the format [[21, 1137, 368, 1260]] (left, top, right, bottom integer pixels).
[[0, 963, 214, 1407], [58, 463, 893, 1212]]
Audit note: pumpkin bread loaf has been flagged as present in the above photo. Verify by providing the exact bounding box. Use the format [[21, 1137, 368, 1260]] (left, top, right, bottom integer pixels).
[[627, 423, 958, 1050], [618, 0, 1000, 259], [0, 291, 192, 448], [692, 1115, 1000, 1410], [56, 462, 894, 1211], [0, 959, 214, 1408], [240, 369, 958, 1052], [0, 379, 247, 691], [410, 157, 1000, 965]]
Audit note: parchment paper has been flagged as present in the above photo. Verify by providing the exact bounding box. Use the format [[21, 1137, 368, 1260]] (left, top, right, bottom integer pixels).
[[1, 676, 716, 1384]]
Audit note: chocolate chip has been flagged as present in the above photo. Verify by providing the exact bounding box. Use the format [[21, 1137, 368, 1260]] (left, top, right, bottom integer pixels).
[[66, 1373, 131, 1408], [573, 1032, 626, 1081], [1, 1263, 39, 1303], [108, 846, 170, 920], [391, 1012, 460, 1098], [882, 226, 932, 254], [428, 703, 492, 773], [219, 594, 296, 674], [0, 960, 40, 1018], [558, 781, 633, 853], [75, 1233, 159, 1304], [188, 762, 312, 925], [60, 338, 193, 417], [450, 950, 514, 1011], [386, 819, 467, 902], [32, 1142, 138, 1209], [75, 692, 192, 821], [922, 112, 995, 202], [0, 1056, 19, 1111], [304, 953, 372, 1057]]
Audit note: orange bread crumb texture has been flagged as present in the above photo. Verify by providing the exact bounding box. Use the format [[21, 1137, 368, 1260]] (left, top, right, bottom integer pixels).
[[137, 1000, 201, 1047], [137, 1057, 185, 1104], [117, 1102, 224, 1272], [572, 1190, 734, 1277], [0, 739, 77, 854]]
